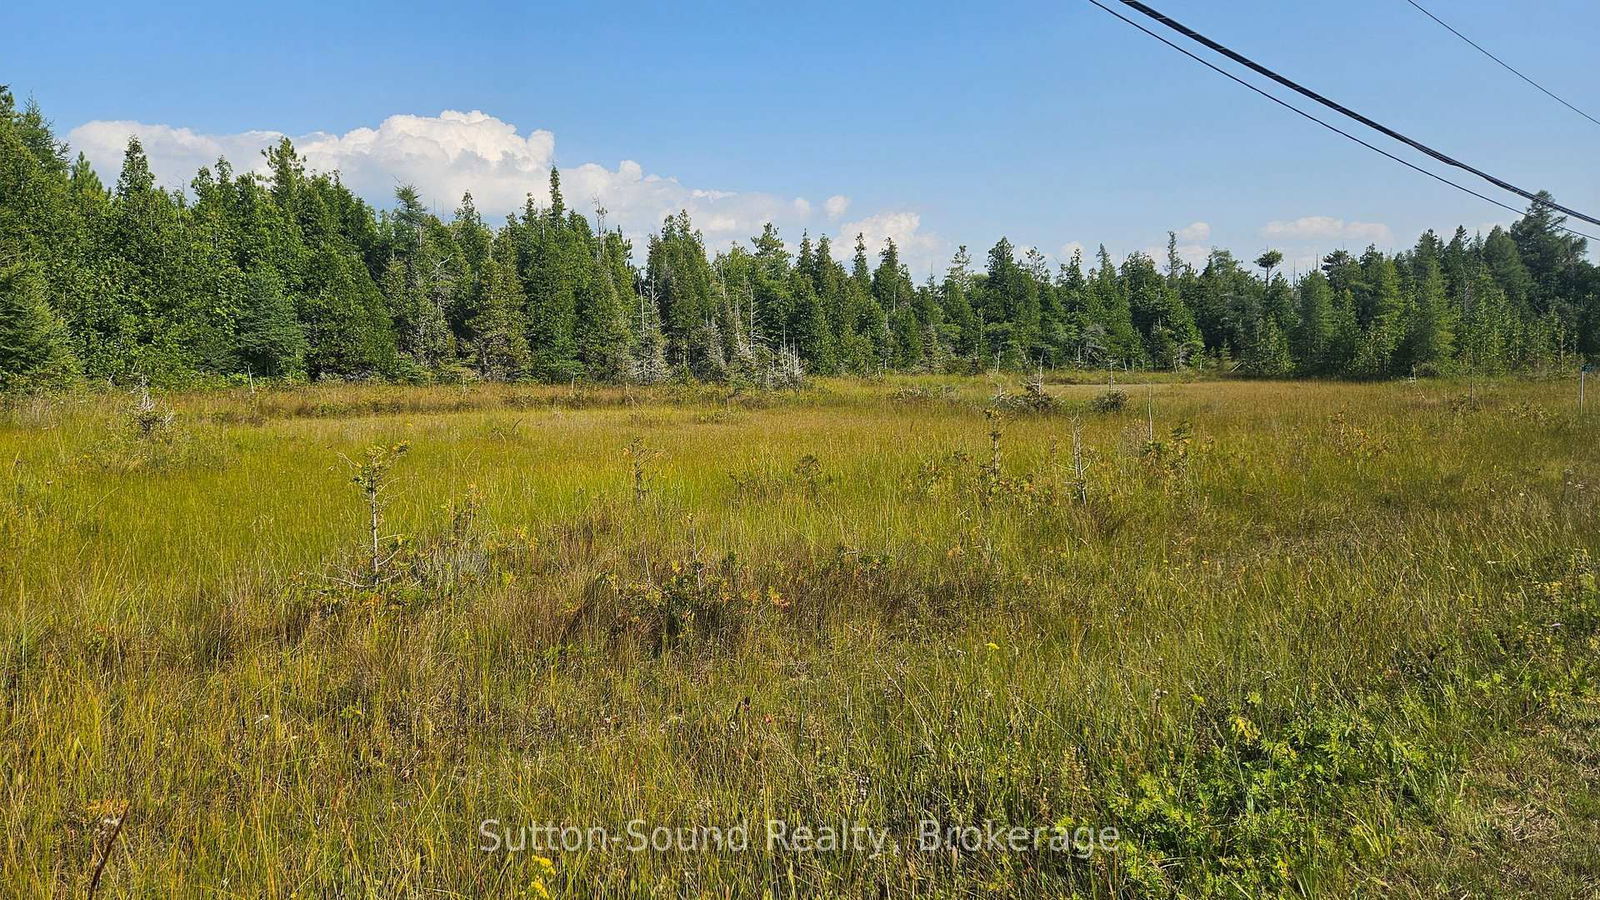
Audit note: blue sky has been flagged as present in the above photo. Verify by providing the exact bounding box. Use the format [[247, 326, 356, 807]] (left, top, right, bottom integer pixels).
[[6, 0, 1597, 275]]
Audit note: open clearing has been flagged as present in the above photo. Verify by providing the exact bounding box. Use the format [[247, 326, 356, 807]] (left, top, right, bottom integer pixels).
[[3, 375, 1599, 896]]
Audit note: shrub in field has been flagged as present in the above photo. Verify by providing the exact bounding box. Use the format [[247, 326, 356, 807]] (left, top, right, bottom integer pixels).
[[1018, 377, 1058, 411], [888, 384, 958, 405], [345, 441, 410, 584], [907, 449, 977, 497], [1106, 549, 1600, 895], [128, 383, 173, 437], [793, 453, 827, 498], [315, 477, 509, 617], [982, 408, 1005, 501], [797, 546, 927, 623], [1140, 421, 1200, 485], [986, 379, 1060, 413], [727, 454, 831, 503], [412, 484, 492, 591], [622, 437, 662, 503], [1089, 388, 1129, 413], [565, 554, 746, 654], [1327, 411, 1390, 471], [87, 384, 221, 472]]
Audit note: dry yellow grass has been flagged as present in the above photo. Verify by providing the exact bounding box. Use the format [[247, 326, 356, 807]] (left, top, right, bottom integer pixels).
[[1, 374, 1597, 896]]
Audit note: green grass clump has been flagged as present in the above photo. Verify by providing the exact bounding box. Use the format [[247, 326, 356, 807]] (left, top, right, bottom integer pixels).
[[1, 375, 1597, 896]]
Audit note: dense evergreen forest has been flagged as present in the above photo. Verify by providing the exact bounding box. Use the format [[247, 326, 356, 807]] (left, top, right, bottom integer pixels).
[[2, 87, 1596, 392]]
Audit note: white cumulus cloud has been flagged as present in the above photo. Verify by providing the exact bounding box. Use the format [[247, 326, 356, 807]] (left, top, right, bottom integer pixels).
[[67, 110, 884, 259], [68, 120, 285, 188], [833, 210, 946, 276], [292, 110, 556, 211], [1261, 216, 1392, 245], [1175, 221, 1210, 242]]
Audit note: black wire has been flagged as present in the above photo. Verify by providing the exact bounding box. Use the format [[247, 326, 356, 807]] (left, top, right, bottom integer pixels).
[[1084, 0, 1600, 243], [1403, 0, 1600, 130], [1111, 0, 1600, 231]]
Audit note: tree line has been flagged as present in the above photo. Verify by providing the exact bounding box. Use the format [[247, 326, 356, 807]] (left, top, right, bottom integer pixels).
[[2, 87, 1596, 392]]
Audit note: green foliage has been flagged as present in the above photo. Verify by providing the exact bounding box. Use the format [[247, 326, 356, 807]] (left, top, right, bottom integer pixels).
[[1242, 315, 1295, 378], [1089, 387, 1129, 412], [467, 244, 532, 380], [233, 267, 306, 378], [0, 261, 80, 392], [0, 88, 1594, 388]]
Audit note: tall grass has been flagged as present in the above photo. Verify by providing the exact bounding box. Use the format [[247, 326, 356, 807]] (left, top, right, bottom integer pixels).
[[1, 375, 1596, 896]]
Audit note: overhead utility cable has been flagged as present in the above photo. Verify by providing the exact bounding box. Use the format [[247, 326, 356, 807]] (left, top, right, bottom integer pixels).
[[1085, 0, 1600, 242], [1107, 0, 1600, 230]]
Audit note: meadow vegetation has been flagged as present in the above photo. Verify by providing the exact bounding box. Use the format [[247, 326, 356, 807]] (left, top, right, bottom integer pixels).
[[2, 373, 1598, 897]]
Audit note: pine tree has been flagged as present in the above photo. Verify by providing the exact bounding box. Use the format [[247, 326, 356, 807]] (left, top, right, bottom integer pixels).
[[264, 137, 305, 216], [1254, 250, 1283, 283], [1033, 250, 1072, 366], [847, 234, 889, 370], [234, 266, 306, 378], [1055, 252, 1095, 365], [811, 235, 862, 370], [876, 239, 922, 368], [0, 91, 107, 382], [1482, 227, 1532, 314], [521, 173, 580, 380], [979, 238, 1036, 367], [448, 192, 492, 339], [1292, 271, 1336, 374], [0, 261, 80, 392], [1241, 315, 1293, 377], [382, 256, 441, 375], [1353, 257, 1404, 377], [1459, 268, 1509, 374], [59, 152, 121, 377], [646, 210, 717, 376], [469, 237, 532, 380], [749, 222, 793, 344], [300, 244, 396, 379], [570, 210, 632, 380], [939, 246, 980, 361], [1123, 251, 1198, 367], [1088, 246, 1141, 366], [1441, 226, 1473, 306], [110, 135, 194, 382], [1192, 250, 1246, 352], [380, 186, 454, 372], [1328, 288, 1361, 374], [1400, 232, 1456, 374], [0, 91, 74, 266], [789, 270, 835, 373], [1510, 191, 1586, 313]]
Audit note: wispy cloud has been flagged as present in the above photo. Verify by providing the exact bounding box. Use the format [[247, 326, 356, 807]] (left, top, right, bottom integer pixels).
[[1261, 215, 1392, 245]]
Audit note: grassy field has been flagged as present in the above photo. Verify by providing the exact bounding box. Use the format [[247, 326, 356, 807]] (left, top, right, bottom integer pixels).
[[2, 374, 1598, 897]]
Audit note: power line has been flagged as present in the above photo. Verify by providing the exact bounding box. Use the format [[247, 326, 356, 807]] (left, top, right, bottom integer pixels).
[[1084, 0, 1600, 243], [1402, 0, 1600, 130], [1106, 0, 1600, 231]]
